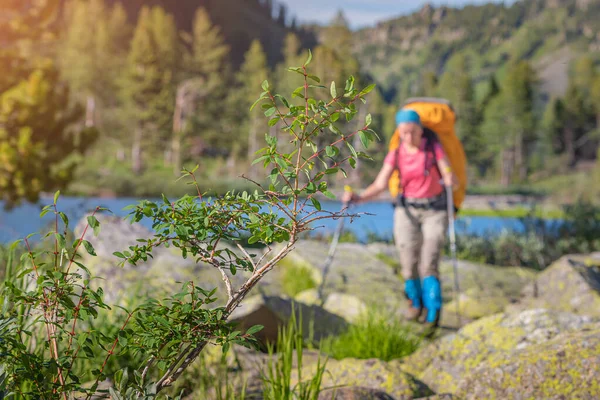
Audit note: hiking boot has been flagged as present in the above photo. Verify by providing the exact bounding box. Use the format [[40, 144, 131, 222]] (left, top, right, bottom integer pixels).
[[404, 300, 423, 321], [403, 279, 423, 322]]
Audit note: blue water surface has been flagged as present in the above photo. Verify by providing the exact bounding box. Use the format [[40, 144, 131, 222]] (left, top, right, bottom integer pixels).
[[0, 195, 564, 244]]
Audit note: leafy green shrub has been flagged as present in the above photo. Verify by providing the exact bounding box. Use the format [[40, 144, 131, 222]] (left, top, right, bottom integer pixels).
[[321, 308, 420, 362], [453, 200, 600, 269], [0, 54, 378, 399]]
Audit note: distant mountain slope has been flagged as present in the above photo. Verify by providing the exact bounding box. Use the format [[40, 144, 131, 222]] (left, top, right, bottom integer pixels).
[[353, 0, 600, 101]]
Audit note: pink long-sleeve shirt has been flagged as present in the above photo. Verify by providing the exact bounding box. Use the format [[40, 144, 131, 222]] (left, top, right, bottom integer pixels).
[[384, 139, 446, 199]]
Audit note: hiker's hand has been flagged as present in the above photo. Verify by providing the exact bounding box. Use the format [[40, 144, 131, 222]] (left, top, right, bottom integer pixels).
[[341, 191, 359, 204], [444, 174, 459, 190]]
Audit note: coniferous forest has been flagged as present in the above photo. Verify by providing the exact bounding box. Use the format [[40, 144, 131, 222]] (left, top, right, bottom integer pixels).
[[2, 0, 600, 206]]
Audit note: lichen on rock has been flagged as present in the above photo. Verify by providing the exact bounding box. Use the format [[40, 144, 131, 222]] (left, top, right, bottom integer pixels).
[[401, 309, 594, 394]]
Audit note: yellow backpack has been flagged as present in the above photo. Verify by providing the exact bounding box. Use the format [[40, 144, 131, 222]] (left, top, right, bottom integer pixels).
[[388, 97, 468, 212]]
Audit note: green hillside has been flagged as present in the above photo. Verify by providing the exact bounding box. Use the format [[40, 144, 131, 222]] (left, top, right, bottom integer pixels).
[[354, 0, 600, 101]]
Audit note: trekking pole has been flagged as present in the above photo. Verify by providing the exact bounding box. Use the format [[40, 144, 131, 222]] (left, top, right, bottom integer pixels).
[[445, 185, 461, 327], [317, 185, 353, 303]]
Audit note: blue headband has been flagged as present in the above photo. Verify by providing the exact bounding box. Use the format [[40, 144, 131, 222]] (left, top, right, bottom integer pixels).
[[396, 109, 421, 126]]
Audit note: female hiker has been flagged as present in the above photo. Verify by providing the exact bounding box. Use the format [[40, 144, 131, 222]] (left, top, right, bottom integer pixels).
[[343, 109, 459, 328]]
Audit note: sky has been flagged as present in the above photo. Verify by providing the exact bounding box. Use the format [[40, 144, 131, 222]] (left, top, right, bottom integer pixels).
[[279, 0, 516, 29]]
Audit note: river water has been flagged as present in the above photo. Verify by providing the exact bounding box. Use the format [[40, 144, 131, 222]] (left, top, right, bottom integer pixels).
[[0, 196, 563, 244]]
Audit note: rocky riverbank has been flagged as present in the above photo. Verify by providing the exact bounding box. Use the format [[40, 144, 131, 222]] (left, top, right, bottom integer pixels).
[[75, 215, 600, 399]]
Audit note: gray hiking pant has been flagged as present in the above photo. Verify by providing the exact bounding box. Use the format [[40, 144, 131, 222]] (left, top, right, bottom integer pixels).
[[393, 205, 448, 281]]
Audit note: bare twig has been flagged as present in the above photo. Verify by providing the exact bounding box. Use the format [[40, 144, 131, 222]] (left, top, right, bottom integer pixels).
[[236, 243, 257, 272], [219, 266, 234, 302]]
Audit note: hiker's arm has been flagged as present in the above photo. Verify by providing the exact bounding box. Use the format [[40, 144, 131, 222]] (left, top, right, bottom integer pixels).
[[437, 157, 459, 190], [343, 163, 395, 204]]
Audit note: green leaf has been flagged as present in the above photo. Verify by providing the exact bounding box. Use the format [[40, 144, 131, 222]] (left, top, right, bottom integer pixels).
[[228, 331, 241, 340], [55, 233, 66, 249], [323, 190, 336, 200], [346, 142, 358, 159], [307, 75, 320, 83], [292, 87, 305, 99], [109, 387, 123, 400], [118, 335, 128, 347], [366, 113, 372, 126], [264, 106, 276, 117], [87, 216, 100, 236], [349, 157, 356, 168], [324, 168, 338, 175], [250, 96, 267, 111], [58, 212, 69, 227], [246, 325, 264, 335], [268, 117, 279, 127], [359, 83, 376, 96], [310, 197, 321, 211], [359, 131, 369, 149], [330, 81, 337, 98], [54, 190, 60, 204], [82, 240, 96, 256], [304, 49, 312, 66], [261, 80, 269, 91]]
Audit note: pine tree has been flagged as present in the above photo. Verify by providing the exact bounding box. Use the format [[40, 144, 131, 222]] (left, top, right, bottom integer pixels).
[[320, 10, 360, 83], [275, 33, 305, 101], [170, 7, 231, 174], [420, 71, 438, 97], [235, 39, 269, 172], [121, 6, 179, 173], [572, 55, 596, 97], [438, 54, 481, 170], [59, 0, 130, 127], [481, 61, 537, 185], [541, 97, 565, 156], [592, 76, 600, 131]]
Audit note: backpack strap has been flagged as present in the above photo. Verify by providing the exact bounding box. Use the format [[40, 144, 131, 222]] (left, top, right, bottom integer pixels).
[[423, 128, 441, 178]]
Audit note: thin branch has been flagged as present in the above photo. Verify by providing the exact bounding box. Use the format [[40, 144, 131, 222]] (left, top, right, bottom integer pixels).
[[141, 356, 156, 382], [219, 266, 234, 302], [255, 244, 273, 269], [155, 343, 194, 389], [85, 312, 134, 400], [236, 243, 257, 272]]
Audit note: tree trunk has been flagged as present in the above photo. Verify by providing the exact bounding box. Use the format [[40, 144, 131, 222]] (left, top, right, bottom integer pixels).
[[85, 95, 96, 127], [564, 125, 575, 167], [515, 130, 527, 182], [132, 126, 143, 174], [247, 116, 259, 179], [172, 85, 186, 176], [116, 147, 125, 161], [500, 147, 514, 187]]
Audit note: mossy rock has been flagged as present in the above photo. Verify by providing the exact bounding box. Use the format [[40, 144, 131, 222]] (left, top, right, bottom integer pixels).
[[298, 358, 433, 400], [366, 243, 537, 325], [443, 289, 507, 320], [266, 241, 404, 312], [400, 309, 594, 394], [317, 387, 395, 400], [512, 254, 600, 317], [456, 324, 600, 399], [294, 290, 368, 323]]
